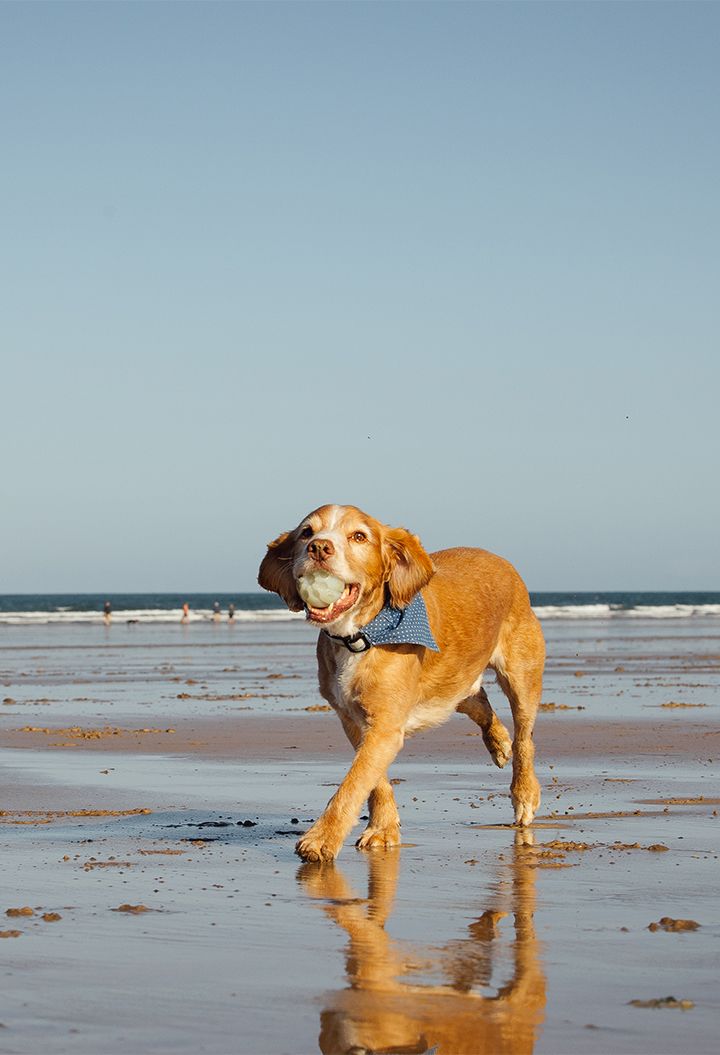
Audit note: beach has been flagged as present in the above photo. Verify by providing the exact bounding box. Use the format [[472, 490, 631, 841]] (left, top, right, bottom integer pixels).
[[1, 613, 718, 1054]]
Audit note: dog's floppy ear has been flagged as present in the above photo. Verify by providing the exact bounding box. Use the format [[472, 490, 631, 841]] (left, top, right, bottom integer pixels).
[[258, 531, 304, 612], [384, 527, 435, 609]]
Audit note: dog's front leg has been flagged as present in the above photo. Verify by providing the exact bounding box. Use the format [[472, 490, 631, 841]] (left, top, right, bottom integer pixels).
[[296, 725, 405, 862], [336, 712, 401, 851]]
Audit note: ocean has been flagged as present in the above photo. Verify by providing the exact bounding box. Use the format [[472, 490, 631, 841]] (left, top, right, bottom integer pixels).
[[0, 591, 719, 624]]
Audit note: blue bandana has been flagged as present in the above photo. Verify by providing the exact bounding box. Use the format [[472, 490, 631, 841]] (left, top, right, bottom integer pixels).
[[324, 593, 440, 653]]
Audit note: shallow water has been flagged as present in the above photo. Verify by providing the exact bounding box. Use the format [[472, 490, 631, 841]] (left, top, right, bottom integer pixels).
[[2, 744, 719, 1054], [1, 617, 718, 725], [1, 618, 719, 1053]]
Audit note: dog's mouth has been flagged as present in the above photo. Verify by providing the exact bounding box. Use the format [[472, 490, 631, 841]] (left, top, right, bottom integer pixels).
[[304, 583, 361, 624]]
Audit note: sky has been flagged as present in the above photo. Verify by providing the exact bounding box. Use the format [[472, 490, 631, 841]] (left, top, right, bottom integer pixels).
[[1, 1, 718, 593]]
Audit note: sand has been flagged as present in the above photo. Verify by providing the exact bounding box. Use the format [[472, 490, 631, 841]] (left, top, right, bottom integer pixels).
[[0, 617, 718, 1054]]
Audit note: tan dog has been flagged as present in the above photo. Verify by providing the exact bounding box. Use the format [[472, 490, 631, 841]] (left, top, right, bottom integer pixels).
[[258, 504, 545, 862]]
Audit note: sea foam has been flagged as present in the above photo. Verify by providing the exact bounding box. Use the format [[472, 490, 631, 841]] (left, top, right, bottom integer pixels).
[[0, 608, 303, 625], [1, 602, 719, 625]]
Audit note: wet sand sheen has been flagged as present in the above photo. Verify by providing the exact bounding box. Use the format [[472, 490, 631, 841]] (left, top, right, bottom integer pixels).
[[1, 619, 718, 1054]]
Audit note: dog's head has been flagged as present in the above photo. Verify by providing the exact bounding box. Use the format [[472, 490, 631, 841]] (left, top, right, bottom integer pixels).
[[258, 504, 435, 633]]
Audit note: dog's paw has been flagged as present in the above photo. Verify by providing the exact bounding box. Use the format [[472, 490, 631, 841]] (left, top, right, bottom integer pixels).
[[511, 775, 541, 827], [295, 824, 343, 863], [483, 725, 513, 769], [356, 823, 402, 851]]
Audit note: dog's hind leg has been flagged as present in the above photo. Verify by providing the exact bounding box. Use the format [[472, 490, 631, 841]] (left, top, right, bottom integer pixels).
[[493, 612, 545, 826], [457, 688, 512, 769], [337, 713, 401, 851]]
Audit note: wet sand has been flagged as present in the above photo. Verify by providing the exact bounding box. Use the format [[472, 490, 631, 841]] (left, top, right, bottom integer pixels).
[[1, 618, 719, 1054]]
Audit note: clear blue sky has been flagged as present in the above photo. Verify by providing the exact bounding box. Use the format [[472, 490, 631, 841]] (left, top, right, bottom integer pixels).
[[2, 1, 718, 593]]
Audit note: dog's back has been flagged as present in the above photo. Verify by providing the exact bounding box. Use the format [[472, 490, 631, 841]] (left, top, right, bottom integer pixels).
[[420, 547, 544, 696]]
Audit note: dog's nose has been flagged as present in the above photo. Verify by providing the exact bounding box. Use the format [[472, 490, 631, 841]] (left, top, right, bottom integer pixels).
[[307, 537, 335, 562]]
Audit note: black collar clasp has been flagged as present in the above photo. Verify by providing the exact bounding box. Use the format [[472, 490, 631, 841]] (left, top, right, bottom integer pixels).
[[323, 630, 372, 653]]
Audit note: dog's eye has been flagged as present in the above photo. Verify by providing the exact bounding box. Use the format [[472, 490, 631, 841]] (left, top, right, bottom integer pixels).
[[299, 526, 313, 540], [351, 531, 367, 543]]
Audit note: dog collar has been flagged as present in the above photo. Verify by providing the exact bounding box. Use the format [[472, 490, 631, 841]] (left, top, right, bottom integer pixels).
[[323, 593, 440, 653]]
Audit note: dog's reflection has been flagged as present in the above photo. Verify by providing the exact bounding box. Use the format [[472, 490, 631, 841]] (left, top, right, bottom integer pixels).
[[298, 833, 545, 1055]]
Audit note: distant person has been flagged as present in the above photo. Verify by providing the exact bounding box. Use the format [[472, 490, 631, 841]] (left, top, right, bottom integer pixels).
[[181, 602, 190, 624], [103, 600, 112, 626], [228, 603, 235, 622], [212, 600, 221, 622]]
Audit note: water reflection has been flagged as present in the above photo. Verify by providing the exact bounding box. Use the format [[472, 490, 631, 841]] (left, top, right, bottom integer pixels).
[[298, 832, 545, 1055]]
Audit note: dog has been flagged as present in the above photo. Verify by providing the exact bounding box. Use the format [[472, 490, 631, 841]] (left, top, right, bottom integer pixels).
[[258, 504, 545, 862]]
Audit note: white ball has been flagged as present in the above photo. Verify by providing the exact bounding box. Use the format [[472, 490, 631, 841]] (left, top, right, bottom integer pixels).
[[297, 569, 346, 609]]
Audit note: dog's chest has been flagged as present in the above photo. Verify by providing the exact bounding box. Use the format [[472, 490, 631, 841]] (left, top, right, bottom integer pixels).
[[325, 647, 480, 735], [326, 650, 370, 727]]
